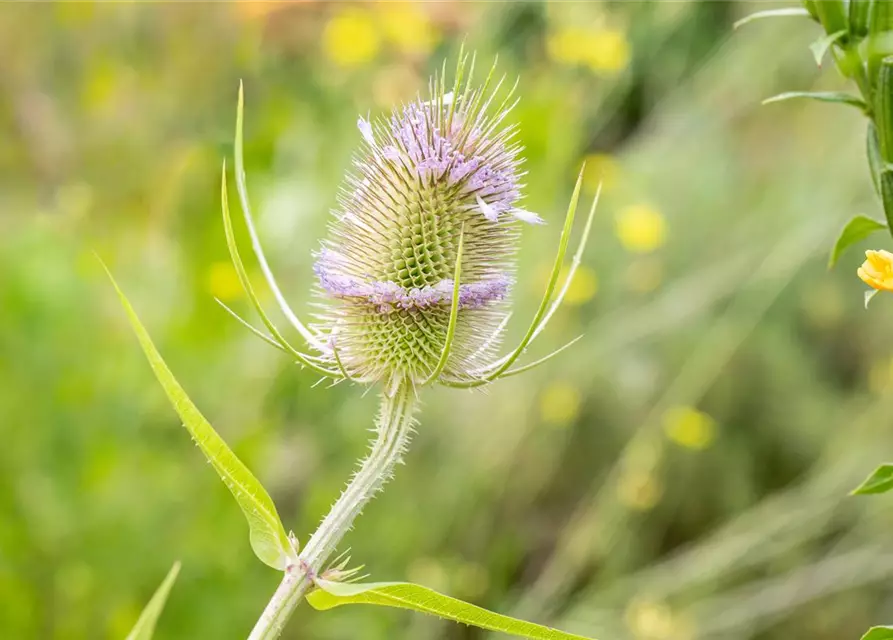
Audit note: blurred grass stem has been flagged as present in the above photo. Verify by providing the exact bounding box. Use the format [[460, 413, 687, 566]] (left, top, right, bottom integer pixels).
[[249, 385, 417, 639]]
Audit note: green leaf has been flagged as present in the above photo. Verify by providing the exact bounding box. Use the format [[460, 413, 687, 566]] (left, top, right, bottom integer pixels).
[[852, 463, 893, 494], [828, 215, 887, 268], [810, 29, 848, 66], [306, 579, 596, 640], [865, 289, 880, 308], [868, 122, 884, 197], [850, 0, 871, 37], [877, 57, 893, 161], [762, 91, 868, 111], [100, 261, 295, 570], [814, 0, 848, 34], [125, 562, 181, 640], [733, 7, 810, 29], [862, 626, 893, 640]]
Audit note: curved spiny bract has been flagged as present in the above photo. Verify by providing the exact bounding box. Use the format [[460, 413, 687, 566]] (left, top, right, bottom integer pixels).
[[312, 54, 541, 393]]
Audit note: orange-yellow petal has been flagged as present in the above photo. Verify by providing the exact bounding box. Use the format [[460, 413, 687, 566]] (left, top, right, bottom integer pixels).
[[859, 250, 893, 291]]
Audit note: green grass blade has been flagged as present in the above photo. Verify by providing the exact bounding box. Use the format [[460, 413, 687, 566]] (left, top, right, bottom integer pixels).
[[862, 627, 893, 640], [852, 463, 893, 495], [306, 579, 595, 640], [762, 91, 867, 112], [733, 7, 810, 29], [828, 215, 887, 269], [101, 262, 295, 570], [124, 561, 181, 640]]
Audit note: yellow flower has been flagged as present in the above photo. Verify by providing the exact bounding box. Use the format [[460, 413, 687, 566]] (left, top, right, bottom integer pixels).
[[323, 8, 380, 68], [547, 27, 589, 66], [561, 264, 599, 305], [546, 26, 631, 75], [206, 261, 243, 302], [582, 153, 620, 193], [539, 382, 582, 427], [615, 203, 666, 253], [625, 598, 675, 640], [378, 3, 438, 56], [583, 28, 630, 75], [663, 406, 716, 450], [858, 249, 893, 291]]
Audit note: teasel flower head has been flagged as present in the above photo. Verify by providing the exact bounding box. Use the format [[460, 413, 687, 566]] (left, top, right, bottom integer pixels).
[[220, 51, 600, 396]]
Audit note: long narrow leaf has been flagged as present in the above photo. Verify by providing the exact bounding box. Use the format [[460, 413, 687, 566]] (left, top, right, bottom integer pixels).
[[101, 262, 295, 570], [306, 579, 595, 640], [852, 463, 893, 495], [762, 91, 867, 112], [733, 7, 810, 29], [862, 627, 893, 640], [124, 562, 181, 640]]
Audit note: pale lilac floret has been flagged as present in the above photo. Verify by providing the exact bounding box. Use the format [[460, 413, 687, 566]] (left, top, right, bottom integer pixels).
[[357, 115, 375, 146], [315, 262, 510, 312], [382, 101, 525, 223]]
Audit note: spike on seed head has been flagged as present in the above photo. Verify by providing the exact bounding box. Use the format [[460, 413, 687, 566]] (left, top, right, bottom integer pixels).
[[311, 55, 534, 390]]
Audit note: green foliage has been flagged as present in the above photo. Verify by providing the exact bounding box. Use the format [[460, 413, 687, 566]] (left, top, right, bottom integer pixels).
[[4, 3, 893, 639], [306, 579, 595, 640], [828, 215, 887, 268], [852, 463, 893, 494], [125, 562, 181, 640], [875, 58, 893, 161], [102, 263, 294, 570], [762, 91, 868, 111], [732, 7, 810, 30], [862, 626, 893, 640], [814, 0, 849, 34], [809, 29, 847, 65], [849, 0, 872, 37]]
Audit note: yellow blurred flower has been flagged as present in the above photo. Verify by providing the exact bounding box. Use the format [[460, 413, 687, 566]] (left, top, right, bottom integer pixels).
[[562, 264, 599, 305], [539, 382, 582, 427], [858, 249, 893, 291], [323, 8, 380, 68], [663, 406, 716, 450], [617, 468, 663, 511], [625, 598, 675, 640], [625, 598, 694, 640], [615, 203, 666, 253], [585, 28, 630, 74], [582, 153, 620, 193], [536, 263, 598, 305], [378, 3, 438, 56], [206, 261, 243, 302], [547, 26, 631, 75]]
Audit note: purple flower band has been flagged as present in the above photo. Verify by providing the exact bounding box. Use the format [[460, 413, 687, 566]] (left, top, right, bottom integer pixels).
[[315, 263, 511, 313]]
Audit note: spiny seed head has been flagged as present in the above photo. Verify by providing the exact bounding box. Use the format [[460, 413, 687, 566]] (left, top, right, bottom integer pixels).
[[312, 55, 541, 392]]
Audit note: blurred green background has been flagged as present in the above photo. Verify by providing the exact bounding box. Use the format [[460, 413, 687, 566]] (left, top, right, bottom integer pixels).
[[3, 1, 893, 638]]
